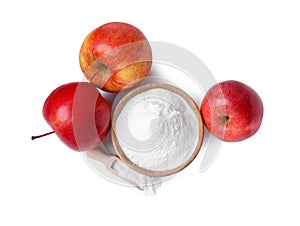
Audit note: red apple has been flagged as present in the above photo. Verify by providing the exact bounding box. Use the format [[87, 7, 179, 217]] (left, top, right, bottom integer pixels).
[[200, 80, 263, 142], [79, 22, 152, 92], [33, 82, 111, 151]]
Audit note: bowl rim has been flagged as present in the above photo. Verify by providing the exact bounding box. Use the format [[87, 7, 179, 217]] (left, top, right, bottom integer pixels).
[[111, 83, 204, 177]]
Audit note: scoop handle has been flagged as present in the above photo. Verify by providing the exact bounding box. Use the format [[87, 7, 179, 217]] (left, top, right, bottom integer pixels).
[[86, 148, 119, 170], [86, 147, 142, 190]]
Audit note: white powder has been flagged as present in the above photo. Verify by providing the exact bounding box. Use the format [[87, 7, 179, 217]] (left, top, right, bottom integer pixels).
[[115, 88, 199, 171]]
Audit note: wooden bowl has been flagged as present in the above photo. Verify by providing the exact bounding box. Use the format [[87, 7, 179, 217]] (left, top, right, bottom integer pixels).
[[111, 83, 204, 177]]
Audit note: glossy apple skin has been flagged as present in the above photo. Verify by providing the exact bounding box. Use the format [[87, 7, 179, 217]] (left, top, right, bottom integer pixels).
[[43, 82, 111, 151], [200, 80, 263, 142], [79, 22, 152, 92]]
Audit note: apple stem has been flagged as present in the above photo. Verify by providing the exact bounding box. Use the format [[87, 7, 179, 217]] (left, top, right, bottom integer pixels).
[[221, 116, 231, 125], [31, 131, 55, 140]]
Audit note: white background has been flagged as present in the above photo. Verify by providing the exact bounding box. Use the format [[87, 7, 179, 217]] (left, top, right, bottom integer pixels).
[[1, 0, 300, 225]]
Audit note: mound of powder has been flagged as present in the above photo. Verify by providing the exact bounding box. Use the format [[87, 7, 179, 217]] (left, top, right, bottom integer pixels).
[[115, 88, 199, 171]]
